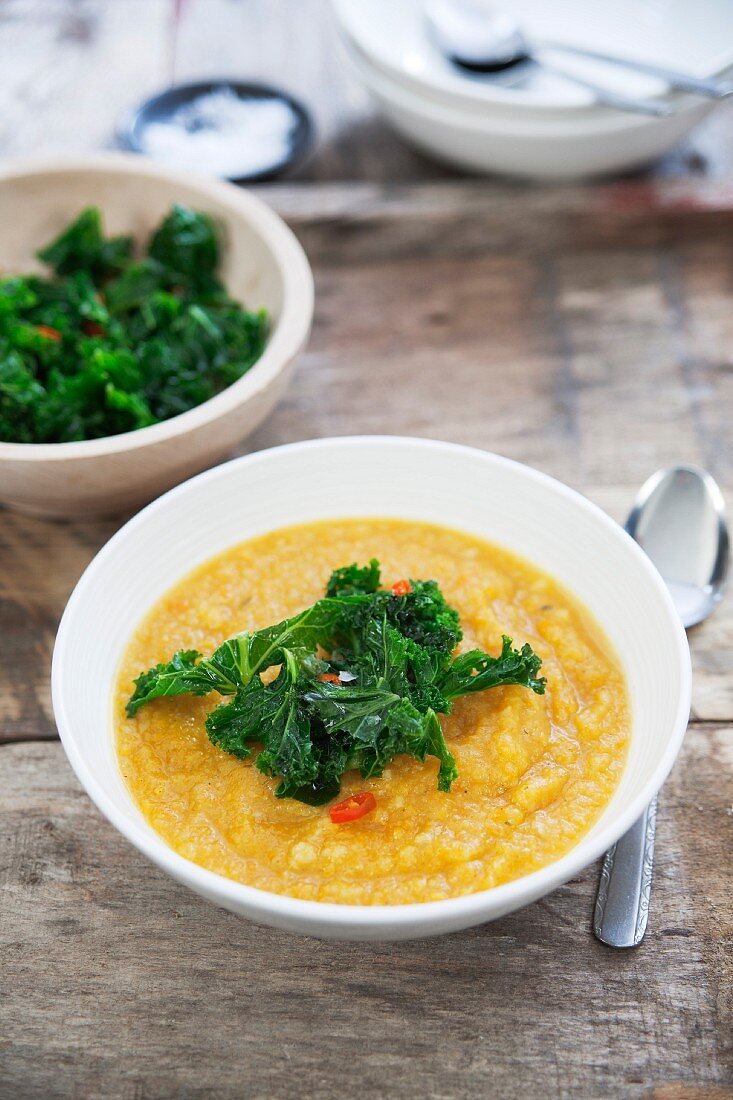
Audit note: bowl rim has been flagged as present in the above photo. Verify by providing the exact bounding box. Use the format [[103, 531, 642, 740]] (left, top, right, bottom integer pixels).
[[117, 79, 316, 184], [0, 153, 314, 462], [52, 435, 692, 934], [348, 39, 709, 136]]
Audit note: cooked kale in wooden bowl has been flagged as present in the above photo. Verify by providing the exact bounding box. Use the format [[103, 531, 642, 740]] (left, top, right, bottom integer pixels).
[[0, 154, 313, 517], [0, 203, 268, 443]]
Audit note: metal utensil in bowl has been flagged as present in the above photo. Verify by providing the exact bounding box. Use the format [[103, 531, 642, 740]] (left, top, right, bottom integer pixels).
[[426, 0, 733, 115]]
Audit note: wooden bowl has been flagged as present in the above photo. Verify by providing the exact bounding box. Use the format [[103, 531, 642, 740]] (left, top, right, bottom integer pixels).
[[0, 155, 313, 518]]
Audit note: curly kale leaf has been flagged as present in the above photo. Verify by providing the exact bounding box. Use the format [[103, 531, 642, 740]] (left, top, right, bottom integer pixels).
[[0, 353, 46, 443], [126, 649, 222, 716], [37, 207, 133, 278], [204, 596, 373, 691], [439, 635, 546, 700], [384, 579, 462, 653], [126, 561, 544, 804], [304, 678, 401, 743], [148, 204, 219, 285], [326, 558, 381, 597], [208, 650, 315, 776], [126, 595, 370, 717]]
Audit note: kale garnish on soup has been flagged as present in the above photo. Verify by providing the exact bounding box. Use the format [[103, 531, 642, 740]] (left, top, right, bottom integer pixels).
[[126, 561, 546, 807], [0, 204, 267, 443]]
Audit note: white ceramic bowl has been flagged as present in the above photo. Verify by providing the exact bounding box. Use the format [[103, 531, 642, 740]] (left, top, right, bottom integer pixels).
[[53, 436, 691, 941], [346, 45, 714, 178], [0, 155, 313, 518], [333, 0, 733, 115]]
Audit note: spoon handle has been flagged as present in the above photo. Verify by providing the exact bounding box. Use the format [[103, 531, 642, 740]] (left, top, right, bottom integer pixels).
[[593, 795, 657, 948], [538, 61, 672, 117], [537, 43, 733, 99]]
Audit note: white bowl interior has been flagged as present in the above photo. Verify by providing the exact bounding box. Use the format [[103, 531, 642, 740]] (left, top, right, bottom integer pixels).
[[53, 438, 690, 938], [0, 161, 284, 331], [334, 0, 733, 110]]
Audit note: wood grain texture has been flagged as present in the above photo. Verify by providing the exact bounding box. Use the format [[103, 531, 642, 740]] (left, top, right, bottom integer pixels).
[[4, 194, 727, 1090], [0, 729, 731, 1099], [0, 3, 732, 1093]]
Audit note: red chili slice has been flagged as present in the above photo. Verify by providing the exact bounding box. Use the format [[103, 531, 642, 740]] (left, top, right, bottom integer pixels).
[[391, 579, 412, 597], [329, 791, 377, 824], [36, 325, 61, 342], [318, 672, 341, 685], [83, 321, 106, 337]]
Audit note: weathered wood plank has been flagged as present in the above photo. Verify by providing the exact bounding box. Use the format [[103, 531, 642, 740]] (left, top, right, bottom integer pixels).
[[671, 241, 733, 480], [0, 515, 119, 741], [257, 179, 733, 262], [0, 730, 730, 1099], [0, 4, 731, 1092]]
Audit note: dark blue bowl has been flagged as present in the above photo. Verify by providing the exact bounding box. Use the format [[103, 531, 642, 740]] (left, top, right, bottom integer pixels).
[[118, 79, 315, 183]]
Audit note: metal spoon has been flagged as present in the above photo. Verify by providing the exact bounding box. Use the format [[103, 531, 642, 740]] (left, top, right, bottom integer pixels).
[[426, 0, 733, 116], [593, 465, 729, 949]]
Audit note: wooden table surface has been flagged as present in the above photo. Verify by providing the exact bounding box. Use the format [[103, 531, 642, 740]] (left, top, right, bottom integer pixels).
[[1, 4, 732, 1099]]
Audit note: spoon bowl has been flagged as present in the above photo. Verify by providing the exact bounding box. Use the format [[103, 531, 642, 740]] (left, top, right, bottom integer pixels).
[[426, 0, 530, 71], [626, 465, 729, 627]]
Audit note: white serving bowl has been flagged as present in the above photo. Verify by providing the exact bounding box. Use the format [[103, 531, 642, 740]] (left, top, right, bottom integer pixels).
[[333, 0, 733, 115], [0, 155, 313, 518], [53, 436, 691, 941], [346, 44, 714, 178]]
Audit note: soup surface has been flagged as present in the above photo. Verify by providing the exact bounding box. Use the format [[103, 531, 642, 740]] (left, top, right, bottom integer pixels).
[[116, 519, 629, 904]]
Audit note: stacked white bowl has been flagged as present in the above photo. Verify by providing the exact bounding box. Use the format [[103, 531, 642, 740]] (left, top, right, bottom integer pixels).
[[332, 0, 733, 179]]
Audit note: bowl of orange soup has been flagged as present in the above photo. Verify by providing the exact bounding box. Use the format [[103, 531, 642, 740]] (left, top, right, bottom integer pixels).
[[52, 437, 691, 940]]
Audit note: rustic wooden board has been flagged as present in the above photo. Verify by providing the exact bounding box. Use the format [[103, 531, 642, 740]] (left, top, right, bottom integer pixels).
[[0, 183, 731, 1098], [1, 4, 732, 1088], [0, 728, 730, 1099]]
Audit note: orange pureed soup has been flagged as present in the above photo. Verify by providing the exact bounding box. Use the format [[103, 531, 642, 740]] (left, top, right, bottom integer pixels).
[[115, 519, 629, 904]]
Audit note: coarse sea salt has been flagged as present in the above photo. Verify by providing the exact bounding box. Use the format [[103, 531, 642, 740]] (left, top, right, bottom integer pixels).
[[141, 87, 298, 179]]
